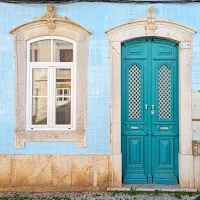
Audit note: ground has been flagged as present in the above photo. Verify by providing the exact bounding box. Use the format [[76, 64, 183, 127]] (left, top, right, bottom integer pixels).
[[0, 191, 200, 200]]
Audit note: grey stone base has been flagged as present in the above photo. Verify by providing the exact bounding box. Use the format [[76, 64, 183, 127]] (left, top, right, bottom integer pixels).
[[107, 184, 197, 192]]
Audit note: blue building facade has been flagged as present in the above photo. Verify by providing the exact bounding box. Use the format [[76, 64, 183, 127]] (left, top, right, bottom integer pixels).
[[0, 1, 200, 190]]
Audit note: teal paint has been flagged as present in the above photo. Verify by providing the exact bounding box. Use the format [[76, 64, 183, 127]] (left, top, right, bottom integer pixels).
[[121, 38, 179, 184]]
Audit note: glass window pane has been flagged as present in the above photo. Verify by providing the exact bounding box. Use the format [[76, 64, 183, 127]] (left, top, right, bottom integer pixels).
[[32, 69, 48, 96], [56, 97, 71, 125], [56, 69, 71, 125], [32, 97, 47, 125], [53, 40, 73, 62], [30, 40, 51, 62], [56, 69, 71, 96]]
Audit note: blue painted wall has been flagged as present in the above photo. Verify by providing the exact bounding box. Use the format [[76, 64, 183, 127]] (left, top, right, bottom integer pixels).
[[0, 2, 199, 154]]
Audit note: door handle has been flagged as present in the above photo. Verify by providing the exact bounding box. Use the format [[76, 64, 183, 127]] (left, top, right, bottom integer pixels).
[[151, 105, 155, 115], [145, 104, 148, 110]]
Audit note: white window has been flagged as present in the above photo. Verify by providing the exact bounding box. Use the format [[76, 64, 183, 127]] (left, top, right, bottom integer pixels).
[[27, 36, 76, 130], [10, 5, 90, 148]]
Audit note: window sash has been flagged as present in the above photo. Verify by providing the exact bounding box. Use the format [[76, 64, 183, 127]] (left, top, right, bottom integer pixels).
[[29, 66, 74, 129], [29, 38, 74, 63], [53, 67, 73, 127], [27, 36, 76, 130], [29, 62, 74, 67]]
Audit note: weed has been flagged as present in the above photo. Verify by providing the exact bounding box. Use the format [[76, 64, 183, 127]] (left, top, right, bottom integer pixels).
[[0, 196, 71, 200], [111, 190, 200, 199]]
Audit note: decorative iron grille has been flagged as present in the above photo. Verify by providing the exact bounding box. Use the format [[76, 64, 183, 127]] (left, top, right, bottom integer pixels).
[[128, 65, 141, 119], [158, 65, 171, 119]]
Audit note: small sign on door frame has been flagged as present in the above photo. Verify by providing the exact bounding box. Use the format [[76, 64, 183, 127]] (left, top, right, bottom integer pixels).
[[180, 42, 191, 49]]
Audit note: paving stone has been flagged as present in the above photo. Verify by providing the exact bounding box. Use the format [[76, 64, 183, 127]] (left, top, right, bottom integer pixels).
[[0, 192, 199, 199]]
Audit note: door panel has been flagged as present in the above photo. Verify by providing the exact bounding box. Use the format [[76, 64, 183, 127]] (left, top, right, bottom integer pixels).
[[122, 39, 149, 183], [122, 38, 179, 184], [124, 135, 147, 183], [152, 135, 178, 184], [124, 39, 148, 59], [151, 39, 178, 184]]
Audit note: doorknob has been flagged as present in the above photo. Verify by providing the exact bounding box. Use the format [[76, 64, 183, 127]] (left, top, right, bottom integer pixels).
[[151, 105, 155, 115]]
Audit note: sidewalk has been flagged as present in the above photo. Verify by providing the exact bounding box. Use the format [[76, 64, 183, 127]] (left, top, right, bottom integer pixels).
[[0, 191, 199, 200]]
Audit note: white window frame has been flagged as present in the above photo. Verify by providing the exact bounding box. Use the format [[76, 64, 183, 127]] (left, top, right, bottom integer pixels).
[[26, 36, 76, 131]]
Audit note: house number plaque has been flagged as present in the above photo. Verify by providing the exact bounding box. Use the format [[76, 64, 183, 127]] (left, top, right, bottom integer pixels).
[[181, 42, 191, 49]]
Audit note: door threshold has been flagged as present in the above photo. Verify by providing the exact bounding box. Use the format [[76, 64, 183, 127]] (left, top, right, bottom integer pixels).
[[107, 184, 197, 192]]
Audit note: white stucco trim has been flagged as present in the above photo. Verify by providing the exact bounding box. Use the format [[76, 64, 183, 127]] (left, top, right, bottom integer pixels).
[[106, 14, 196, 187]]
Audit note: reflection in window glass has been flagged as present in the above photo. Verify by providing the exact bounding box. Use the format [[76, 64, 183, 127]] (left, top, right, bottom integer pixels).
[[32, 97, 47, 125], [56, 98, 71, 125], [32, 69, 48, 96], [32, 68, 48, 125], [53, 40, 73, 62], [30, 40, 51, 62], [55, 69, 71, 125]]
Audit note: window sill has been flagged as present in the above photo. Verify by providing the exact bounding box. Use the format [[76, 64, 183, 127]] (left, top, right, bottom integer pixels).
[[15, 129, 86, 148], [27, 127, 74, 131]]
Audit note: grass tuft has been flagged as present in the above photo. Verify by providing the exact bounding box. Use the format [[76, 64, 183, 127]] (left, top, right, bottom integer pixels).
[[0, 196, 72, 200], [111, 190, 200, 198]]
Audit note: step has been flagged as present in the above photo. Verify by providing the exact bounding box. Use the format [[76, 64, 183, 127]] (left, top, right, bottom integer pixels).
[[107, 184, 197, 192]]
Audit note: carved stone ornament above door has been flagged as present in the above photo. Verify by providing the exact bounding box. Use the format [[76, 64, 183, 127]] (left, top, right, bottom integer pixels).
[[145, 6, 157, 35]]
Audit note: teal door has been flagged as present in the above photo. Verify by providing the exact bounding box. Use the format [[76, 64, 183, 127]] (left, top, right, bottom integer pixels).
[[121, 38, 179, 184]]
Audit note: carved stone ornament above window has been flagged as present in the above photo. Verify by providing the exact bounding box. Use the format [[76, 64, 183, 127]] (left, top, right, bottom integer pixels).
[[10, 4, 91, 148], [38, 3, 63, 34], [34, 3, 76, 34], [10, 3, 91, 35]]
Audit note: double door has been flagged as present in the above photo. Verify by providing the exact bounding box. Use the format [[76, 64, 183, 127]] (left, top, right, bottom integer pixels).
[[121, 38, 179, 184]]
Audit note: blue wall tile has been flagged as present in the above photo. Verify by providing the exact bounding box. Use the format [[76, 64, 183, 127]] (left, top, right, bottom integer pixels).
[[0, 2, 199, 154]]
